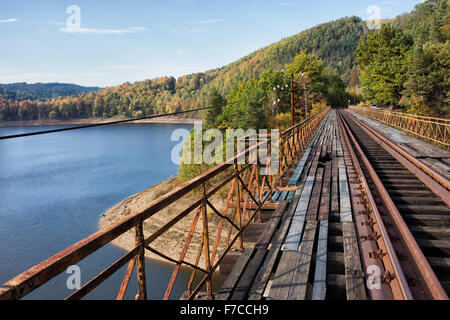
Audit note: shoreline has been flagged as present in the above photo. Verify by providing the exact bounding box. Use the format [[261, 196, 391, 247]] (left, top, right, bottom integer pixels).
[[98, 176, 236, 270], [0, 116, 201, 127]]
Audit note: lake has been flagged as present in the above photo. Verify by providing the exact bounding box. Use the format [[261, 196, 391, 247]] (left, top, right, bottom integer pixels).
[[0, 122, 223, 300]]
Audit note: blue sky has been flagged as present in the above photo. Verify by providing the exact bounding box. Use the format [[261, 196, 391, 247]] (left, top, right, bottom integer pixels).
[[0, 0, 424, 87]]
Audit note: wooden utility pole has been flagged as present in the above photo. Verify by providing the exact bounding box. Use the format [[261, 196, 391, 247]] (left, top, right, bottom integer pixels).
[[301, 73, 308, 118], [290, 73, 295, 127]]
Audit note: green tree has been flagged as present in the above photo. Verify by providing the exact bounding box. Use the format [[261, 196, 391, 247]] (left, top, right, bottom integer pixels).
[[403, 41, 450, 116], [355, 24, 413, 106], [205, 89, 226, 129]]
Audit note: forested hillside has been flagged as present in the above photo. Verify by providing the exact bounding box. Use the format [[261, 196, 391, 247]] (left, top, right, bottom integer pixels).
[[0, 83, 99, 101], [1, 0, 447, 122], [356, 0, 449, 116], [0, 16, 365, 121]]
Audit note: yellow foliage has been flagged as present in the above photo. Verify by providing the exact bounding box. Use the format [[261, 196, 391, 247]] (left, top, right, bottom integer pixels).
[[268, 112, 292, 131], [356, 101, 371, 108], [406, 95, 433, 116], [310, 99, 328, 115]]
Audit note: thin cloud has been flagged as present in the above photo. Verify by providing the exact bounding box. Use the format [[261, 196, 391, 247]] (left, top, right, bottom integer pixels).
[[129, 27, 148, 31], [190, 18, 226, 24], [0, 18, 18, 23], [59, 26, 145, 34]]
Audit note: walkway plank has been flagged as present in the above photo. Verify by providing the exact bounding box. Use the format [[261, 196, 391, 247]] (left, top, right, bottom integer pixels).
[[248, 189, 304, 300], [306, 167, 324, 221], [220, 201, 289, 300], [282, 176, 315, 251], [319, 160, 331, 221], [312, 220, 328, 300], [342, 222, 367, 300], [288, 121, 326, 186], [338, 158, 352, 223], [217, 248, 253, 300], [289, 221, 318, 300], [266, 251, 301, 300]]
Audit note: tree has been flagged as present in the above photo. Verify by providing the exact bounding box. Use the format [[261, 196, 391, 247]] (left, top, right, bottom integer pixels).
[[285, 50, 324, 86], [403, 41, 450, 116], [205, 89, 226, 129], [355, 24, 413, 106]]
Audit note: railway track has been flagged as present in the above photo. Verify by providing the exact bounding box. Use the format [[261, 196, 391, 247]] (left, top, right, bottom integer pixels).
[[337, 110, 450, 300]]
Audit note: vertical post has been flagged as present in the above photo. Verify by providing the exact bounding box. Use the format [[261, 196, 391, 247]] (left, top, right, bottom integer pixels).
[[290, 73, 295, 127], [201, 182, 213, 299], [135, 218, 147, 300], [301, 72, 308, 118], [235, 165, 244, 252]]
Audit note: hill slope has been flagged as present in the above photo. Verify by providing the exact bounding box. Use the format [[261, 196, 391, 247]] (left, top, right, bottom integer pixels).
[[1, 16, 366, 121], [0, 82, 100, 101]]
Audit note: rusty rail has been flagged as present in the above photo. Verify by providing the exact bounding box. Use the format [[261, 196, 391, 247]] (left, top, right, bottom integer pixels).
[[338, 110, 449, 300], [349, 106, 450, 150], [0, 110, 328, 300], [337, 111, 413, 300]]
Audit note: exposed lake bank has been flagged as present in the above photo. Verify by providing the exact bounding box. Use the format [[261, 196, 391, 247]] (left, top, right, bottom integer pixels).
[[0, 116, 200, 127], [98, 176, 240, 270]]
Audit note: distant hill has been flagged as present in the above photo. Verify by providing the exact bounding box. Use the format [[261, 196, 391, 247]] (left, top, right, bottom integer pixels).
[[1, 16, 369, 121], [194, 16, 367, 97], [0, 82, 100, 101]]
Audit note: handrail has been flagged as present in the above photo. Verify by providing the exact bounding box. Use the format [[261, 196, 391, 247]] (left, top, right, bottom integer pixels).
[[349, 106, 450, 150], [0, 109, 329, 300], [279, 107, 331, 181]]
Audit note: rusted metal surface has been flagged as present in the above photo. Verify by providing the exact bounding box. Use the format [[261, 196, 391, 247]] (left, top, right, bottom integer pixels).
[[67, 246, 141, 300], [338, 111, 411, 300], [135, 219, 147, 300], [0, 108, 328, 301], [339, 110, 449, 300], [349, 106, 450, 150], [279, 108, 330, 181], [347, 111, 450, 197], [117, 257, 136, 300]]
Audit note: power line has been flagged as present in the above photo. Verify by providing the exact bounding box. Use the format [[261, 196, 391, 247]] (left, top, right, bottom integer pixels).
[[0, 97, 260, 140]]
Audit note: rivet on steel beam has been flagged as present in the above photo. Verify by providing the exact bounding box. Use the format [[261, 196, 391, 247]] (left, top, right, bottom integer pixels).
[[362, 219, 375, 227], [360, 232, 380, 241], [381, 271, 395, 284], [369, 249, 386, 259]]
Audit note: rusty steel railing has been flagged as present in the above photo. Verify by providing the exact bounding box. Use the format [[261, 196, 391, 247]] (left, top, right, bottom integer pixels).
[[0, 111, 329, 301], [279, 107, 330, 182], [349, 106, 450, 150]]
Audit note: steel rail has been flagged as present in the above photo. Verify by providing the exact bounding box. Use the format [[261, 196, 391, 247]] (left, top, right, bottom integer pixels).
[[349, 107, 450, 150], [337, 111, 413, 300], [340, 111, 449, 300], [347, 111, 450, 193]]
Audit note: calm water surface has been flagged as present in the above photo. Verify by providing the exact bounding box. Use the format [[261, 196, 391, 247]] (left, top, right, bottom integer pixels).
[[0, 123, 223, 300]]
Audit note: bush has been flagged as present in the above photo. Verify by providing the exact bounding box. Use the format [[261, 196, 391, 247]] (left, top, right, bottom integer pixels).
[[49, 110, 58, 119], [268, 113, 292, 131]]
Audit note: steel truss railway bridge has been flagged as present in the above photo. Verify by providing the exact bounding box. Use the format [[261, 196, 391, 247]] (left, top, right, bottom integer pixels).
[[1, 107, 449, 300]]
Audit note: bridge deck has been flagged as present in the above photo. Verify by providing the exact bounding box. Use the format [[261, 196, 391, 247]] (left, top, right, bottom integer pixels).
[[217, 111, 367, 300], [349, 111, 450, 181]]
